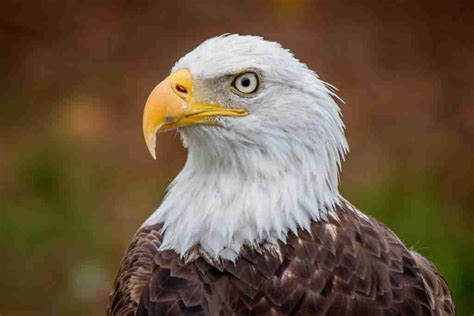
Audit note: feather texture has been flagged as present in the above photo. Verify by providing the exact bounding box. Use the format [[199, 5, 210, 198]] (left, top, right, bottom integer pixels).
[[108, 199, 454, 315]]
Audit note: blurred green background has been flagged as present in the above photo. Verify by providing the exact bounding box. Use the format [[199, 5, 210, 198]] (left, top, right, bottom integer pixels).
[[1, 1, 473, 315]]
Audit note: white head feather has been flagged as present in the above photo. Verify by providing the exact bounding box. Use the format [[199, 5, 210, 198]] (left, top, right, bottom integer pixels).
[[144, 35, 348, 261]]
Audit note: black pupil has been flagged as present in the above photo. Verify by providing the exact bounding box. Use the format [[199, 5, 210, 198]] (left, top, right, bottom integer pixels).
[[241, 77, 251, 88]]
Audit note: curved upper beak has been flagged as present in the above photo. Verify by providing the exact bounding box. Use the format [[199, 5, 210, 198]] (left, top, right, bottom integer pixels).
[[142, 69, 248, 159]]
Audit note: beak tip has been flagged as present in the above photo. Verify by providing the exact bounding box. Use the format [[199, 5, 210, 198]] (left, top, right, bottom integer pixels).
[[147, 146, 157, 160], [149, 149, 157, 160], [145, 130, 158, 160]]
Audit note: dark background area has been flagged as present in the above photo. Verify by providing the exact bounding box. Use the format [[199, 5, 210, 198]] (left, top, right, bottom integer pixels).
[[1, 1, 473, 315]]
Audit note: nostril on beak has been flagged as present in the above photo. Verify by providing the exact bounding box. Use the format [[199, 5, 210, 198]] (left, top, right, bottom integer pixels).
[[175, 84, 188, 95]]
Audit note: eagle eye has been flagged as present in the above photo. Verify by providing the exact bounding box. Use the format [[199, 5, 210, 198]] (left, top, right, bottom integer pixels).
[[232, 72, 259, 95]]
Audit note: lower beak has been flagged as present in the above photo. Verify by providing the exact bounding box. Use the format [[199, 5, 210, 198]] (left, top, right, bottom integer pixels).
[[142, 69, 247, 159]]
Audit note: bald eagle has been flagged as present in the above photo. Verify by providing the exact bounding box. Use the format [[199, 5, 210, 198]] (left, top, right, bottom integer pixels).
[[108, 35, 454, 315]]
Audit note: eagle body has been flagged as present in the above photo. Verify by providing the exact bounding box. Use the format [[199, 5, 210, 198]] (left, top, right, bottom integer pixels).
[[108, 35, 454, 315], [108, 199, 453, 315]]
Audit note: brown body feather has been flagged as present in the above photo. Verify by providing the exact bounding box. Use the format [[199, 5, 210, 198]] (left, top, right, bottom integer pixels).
[[108, 200, 454, 315]]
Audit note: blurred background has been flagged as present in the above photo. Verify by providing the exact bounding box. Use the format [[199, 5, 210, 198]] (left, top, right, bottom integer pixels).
[[1, 0, 473, 315]]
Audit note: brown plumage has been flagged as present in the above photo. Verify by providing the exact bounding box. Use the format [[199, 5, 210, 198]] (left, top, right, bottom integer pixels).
[[107, 199, 454, 316]]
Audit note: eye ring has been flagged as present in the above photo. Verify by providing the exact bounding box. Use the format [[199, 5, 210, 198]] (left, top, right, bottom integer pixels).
[[232, 72, 260, 95]]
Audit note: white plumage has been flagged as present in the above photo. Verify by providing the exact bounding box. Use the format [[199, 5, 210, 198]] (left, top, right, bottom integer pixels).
[[144, 35, 348, 261]]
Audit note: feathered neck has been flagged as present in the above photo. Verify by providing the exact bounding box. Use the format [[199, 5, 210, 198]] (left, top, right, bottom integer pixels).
[[144, 124, 346, 261]]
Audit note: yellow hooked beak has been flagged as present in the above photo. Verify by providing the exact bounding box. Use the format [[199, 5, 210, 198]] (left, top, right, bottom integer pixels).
[[142, 69, 248, 159]]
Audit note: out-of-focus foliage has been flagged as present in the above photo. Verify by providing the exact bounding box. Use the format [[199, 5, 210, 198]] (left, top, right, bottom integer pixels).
[[0, 1, 472, 315]]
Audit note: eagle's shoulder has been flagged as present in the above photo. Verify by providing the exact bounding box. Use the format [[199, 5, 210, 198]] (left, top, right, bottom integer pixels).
[[107, 224, 163, 315], [107, 223, 207, 316], [316, 199, 454, 315]]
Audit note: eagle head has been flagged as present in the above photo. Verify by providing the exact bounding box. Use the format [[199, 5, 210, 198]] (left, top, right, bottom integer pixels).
[[142, 35, 348, 260]]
